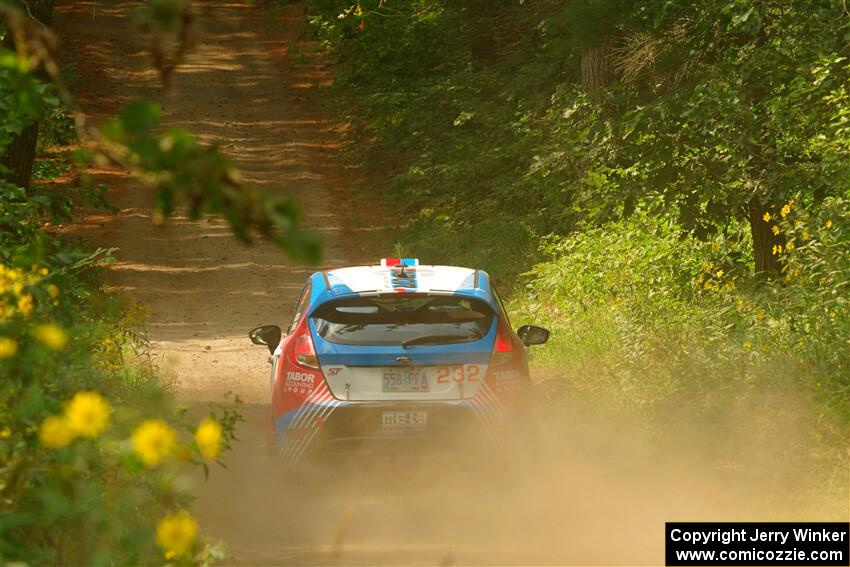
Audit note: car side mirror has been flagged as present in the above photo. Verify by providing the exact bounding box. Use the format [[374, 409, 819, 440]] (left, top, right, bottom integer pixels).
[[517, 324, 550, 346], [249, 325, 282, 354]]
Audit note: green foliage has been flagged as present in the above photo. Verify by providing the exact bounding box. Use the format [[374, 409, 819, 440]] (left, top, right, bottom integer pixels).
[[0, 52, 55, 151], [311, 0, 850, 493], [507, 208, 849, 513], [0, 3, 277, 564], [0, 176, 236, 565], [310, 0, 850, 274], [36, 65, 78, 151]]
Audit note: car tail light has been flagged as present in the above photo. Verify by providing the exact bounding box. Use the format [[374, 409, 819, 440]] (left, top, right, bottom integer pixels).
[[491, 325, 514, 366], [290, 328, 319, 369]]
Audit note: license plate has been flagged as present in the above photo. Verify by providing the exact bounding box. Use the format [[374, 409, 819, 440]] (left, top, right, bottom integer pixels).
[[382, 368, 430, 392], [382, 411, 427, 432]]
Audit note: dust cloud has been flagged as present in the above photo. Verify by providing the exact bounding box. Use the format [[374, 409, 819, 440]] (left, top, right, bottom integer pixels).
[[187, 379, 846, 566]]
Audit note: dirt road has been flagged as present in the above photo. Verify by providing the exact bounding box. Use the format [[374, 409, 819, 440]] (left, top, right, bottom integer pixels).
[[57, 0, 373, 405], [54, 2, 832, 565], [56, 2, 573, 565]]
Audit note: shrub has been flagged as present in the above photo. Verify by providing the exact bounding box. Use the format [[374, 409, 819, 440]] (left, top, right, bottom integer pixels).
[[0, 179, 237, 565]]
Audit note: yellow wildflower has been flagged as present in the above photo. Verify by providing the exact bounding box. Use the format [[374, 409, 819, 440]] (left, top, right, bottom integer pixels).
[[17, 294, 33, 317], [39, 415, 75, 449], [762, 212, 772, 222], [0, 337, 18, 359], [771, 225, 780, 236], [38, 267, 49, 276], [715, 270, 724, 278], [772, 244, 782, 255], [132, 419, 177, 467], [802, 230, 810, 240], [0, 267, 17, 295], [0, 427, 10, 439], [826, 219, 833, 229], [195, 418, 223, 461], [780, 203, 791, 218], [785, 241, 795, 252], [743, 342, 752, 351], [156, 511, 198, 558], [65, 391, 111, 438], [34, 324, 68, 351]]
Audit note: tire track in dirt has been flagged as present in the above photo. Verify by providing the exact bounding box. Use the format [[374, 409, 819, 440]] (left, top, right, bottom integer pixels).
[[57, 0, 380, 406]]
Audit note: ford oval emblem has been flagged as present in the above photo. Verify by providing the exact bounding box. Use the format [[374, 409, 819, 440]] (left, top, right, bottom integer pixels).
[[395, 356, 412, 364]]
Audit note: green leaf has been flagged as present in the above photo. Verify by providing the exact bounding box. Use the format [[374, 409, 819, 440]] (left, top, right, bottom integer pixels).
[[118, 101, 162, 136]]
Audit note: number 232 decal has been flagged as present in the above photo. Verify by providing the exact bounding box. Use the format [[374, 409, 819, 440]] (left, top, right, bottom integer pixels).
[[436, 365, 481, 384]]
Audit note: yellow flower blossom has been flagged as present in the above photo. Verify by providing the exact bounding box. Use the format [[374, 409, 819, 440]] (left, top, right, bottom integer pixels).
[[65, 391, 111, 438], [0, 427, 11, 439], [17, 294, 33, 317], [34, 324, 68, 351], [0, 337, 18, 359], [743, 342, 752, 351], [156, 511, 198, 558], [802, 230, 810, 240], [39, 415, 75, 449], [772, 244, 782, 255], [132, 419, 177, 467], [0, 266, 20, 293], [195, 418, 223, 461], [771, 225, 780, 236], [715, 270, 724, 278], [785, 241, 795, 252], [826, 219, 833, 229], [780, 203, 791, 218], [762, 212, 772, 222]]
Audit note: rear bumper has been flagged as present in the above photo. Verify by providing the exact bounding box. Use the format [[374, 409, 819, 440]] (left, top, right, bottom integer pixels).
[[275, 399, 509, 468]]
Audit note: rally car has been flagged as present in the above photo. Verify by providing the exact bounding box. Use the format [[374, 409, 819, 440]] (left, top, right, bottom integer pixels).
[[248, 258, 549, 468]]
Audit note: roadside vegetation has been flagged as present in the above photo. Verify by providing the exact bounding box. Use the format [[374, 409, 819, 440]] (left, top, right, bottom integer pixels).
[[307, 0, 850, 505], [0, 1, 313, 564]]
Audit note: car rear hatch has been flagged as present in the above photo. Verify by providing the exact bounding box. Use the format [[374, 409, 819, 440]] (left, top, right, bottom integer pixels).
[[309, 293, 495, 401]]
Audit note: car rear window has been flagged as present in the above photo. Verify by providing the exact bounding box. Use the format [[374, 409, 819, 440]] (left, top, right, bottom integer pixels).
[[310, 294, 495, 346]]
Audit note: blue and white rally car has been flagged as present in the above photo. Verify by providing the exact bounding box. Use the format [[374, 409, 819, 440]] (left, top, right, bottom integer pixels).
[[249, 258, 549, 468]]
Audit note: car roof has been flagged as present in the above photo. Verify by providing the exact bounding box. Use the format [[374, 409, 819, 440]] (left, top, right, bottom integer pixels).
[[306, 261, 498, 313]]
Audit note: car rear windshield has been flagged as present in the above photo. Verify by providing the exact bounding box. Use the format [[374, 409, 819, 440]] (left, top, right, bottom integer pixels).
[[310, 294, 495, 346]]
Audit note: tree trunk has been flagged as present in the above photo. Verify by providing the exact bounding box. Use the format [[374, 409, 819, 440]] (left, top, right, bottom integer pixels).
[[1, 124, 40, 190], [581, 43, 615, 91], [464, 0, 499, 69], [748, 197, 782, 275], [0, 0, 56, 191]]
